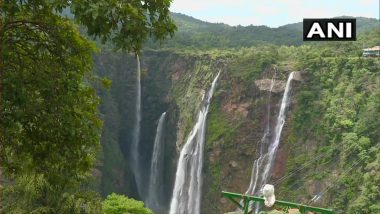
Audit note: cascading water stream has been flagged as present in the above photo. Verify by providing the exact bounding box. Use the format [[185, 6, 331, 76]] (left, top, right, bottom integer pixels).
[[131, 54, 142, 197], [244, 72, 294, 212], [262, 72, 294, 180], [146, 112, 167, 212], [245, 74, 276, 196], [169, 72, 221, 214]]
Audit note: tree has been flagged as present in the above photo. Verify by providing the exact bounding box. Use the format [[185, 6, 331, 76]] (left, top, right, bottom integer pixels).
[[349, 148, 380, 214], [70, 0, 177, 52], [0, 5, 102, 211], [102, 193, 153, 214], [0, 0, 176, 212], [1, 173, 103, 213]]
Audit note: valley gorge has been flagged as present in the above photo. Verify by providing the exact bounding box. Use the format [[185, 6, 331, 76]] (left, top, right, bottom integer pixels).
[[91, 15, 380, 214]]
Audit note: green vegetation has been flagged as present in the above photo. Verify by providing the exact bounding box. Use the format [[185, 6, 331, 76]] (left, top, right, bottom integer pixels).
[[72, 0, 176, 52], [102, 193, 153, 214], [1, 2, 102, 212], [1, 1, 378, 213], [277, 29, 380, 214], [207, 103, 237, 147], [193, 27, 379, 213], [228, 46, 279, 86], [96, 26, 379, 214], [145, 13, 378, 50], [0, 0, 175, 212]]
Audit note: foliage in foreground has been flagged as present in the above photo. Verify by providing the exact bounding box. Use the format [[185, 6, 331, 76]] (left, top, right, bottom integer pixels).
[[1, 3, 101, 211], [0, 0, 176, 212], [102, 193, 153, 214], [1, 174, 102, 213]]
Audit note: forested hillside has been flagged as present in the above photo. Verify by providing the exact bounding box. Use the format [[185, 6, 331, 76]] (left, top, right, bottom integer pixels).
[[145, 13, 379, 49]]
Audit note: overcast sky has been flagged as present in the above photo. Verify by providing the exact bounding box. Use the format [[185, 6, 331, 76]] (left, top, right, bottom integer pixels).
[[170, 0, 379, 27]]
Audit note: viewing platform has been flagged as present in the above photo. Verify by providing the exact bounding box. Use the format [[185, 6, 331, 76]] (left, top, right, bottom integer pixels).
[[222, 191, 335, 214]]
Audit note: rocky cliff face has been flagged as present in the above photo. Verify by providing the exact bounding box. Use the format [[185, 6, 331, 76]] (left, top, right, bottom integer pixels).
[[93, 48, 303, 213], [91, 26, 380, 213], [201, 68, 301, 213], [93, 50, 229, 210]]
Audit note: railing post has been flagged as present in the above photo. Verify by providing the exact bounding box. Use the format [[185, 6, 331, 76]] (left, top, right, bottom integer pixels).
[[243, 195, 249, 214]]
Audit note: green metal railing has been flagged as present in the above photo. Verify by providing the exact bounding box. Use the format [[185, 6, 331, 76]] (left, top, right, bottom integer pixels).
[[222, 191, 335, 214]]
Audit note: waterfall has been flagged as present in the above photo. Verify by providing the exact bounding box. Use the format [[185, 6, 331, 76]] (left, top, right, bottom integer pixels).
[[146, 112, 167, 212], [245, 74, 276, 196], [169, 72, 221, 214], [131, 54, 142, 197], [244, 72, 294, 211], [263, 72, 294, 181]]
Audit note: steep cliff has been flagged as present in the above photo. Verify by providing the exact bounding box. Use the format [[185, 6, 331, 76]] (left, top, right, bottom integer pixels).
[[93, 47, 300, 213], [93, 26, 380, 214]]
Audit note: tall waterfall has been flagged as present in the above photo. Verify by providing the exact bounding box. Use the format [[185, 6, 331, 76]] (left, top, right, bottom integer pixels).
[[169, 72, 221, 214], [245, 72, 294, 201], [245, 74, 276, 197], [131, 55, 142, 197], [146, 112, 167, 212]]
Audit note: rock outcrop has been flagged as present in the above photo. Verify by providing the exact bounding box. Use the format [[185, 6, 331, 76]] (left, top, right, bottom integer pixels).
[[255, 71, 302, 93]]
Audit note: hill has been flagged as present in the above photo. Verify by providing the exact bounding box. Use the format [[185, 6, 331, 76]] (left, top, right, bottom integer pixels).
[[145, 13, 379, 49]]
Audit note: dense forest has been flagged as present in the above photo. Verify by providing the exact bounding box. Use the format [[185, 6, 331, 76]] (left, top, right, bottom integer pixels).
[[0, 1, 379, 214]]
